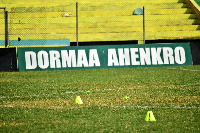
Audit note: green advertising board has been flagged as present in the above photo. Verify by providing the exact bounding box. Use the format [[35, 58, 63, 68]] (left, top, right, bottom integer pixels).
[[18, 43, 193, 71]]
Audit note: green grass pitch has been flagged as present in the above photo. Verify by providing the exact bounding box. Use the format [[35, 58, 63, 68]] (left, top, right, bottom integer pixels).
[[0, 66, 200, 132]]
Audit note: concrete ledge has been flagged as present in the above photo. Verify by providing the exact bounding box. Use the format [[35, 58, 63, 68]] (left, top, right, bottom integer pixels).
[[0, 39, 70, 48]]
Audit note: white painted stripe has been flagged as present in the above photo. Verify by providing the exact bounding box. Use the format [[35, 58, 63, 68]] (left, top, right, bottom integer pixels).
[[170, 83, 200, 87], [1, 83, 199, 100], [167, 67, 200, 72], [110, 105, 200, 109], [180, 68, 200, 72], [0, 104, 199, 109], [0, 89, 115, 99], [166, 68, 177, 70]]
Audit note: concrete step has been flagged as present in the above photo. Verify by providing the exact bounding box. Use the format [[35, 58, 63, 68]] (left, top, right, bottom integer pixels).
[[9, 4, 75, 13], [1, 34, 76, 41], [6, 3, 187, 13], [3, 30, 200, 42], [4, 8, 192, 19], [145, 8, 192, 15], [146, 25, 200, 32], [146, 30, 200, 40], [1, 19, 199, 30], [6, 25, 200, 35], [1, 14, 196, 24], [1, 0, 184, 5], [79, 3, 186, 11]]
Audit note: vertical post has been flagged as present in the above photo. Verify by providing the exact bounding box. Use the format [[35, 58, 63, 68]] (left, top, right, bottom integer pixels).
[[143, 6, 145, 44], [5, 10, 9, 48], [76, 2, 79, 46]]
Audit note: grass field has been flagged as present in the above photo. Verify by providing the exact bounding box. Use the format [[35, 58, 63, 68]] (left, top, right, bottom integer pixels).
[[0, 66, 200, 132]]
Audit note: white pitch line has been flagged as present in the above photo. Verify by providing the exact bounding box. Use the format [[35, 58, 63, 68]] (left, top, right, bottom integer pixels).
[[0, 104, 199, 109], [170, 83, 200, 87], [0, 91, 84, 99], [0, 89, 115, 99], [1, 83, 200, 100], [167, 67, 200, 72], [180, 68, 200, 72], [0, 93, 56, 99], [110, 105, 200, 109]]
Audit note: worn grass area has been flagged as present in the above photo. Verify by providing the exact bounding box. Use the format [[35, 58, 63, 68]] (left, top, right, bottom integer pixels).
[[0, 66, 200, 132]]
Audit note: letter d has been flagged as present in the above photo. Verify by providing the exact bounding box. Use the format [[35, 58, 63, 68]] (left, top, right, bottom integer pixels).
[[25, 51, 37, 69]]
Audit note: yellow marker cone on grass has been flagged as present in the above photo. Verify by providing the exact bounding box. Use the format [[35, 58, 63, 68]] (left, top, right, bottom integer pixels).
[[86, 90, 91, 94], [123, 96, 130, 99], [75, 96, 83, 104], [145, 111, 156, 121]]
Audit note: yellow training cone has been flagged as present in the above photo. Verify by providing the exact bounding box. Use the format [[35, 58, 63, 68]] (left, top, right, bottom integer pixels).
[[123, 96, 130, 99], [145, 111, 156, 121], [75, 96, 83, 104]]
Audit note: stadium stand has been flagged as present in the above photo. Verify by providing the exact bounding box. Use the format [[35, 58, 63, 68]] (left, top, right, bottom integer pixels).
[[0, 0, 200, 46]]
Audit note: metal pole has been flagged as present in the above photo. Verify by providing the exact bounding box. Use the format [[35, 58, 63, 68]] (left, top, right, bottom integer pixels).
[[0, 7, 9, 48], [143, 6, 145, 44], [76, 2, 79, 46], [5, 11, 9, 48]]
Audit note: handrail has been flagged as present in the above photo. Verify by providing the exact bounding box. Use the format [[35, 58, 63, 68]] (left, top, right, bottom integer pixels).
[[184, 0, 200, 19]]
